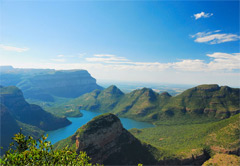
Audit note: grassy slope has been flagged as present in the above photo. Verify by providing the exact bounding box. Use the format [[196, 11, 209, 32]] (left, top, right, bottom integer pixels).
[[26, 96, 82, 117], [130, 114, 240, 158], [202, 154, 240, 166], [17, 121, 45, 139]]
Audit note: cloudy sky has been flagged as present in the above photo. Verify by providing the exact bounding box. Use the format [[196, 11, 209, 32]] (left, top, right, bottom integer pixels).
[[0, 1, 239, 86]]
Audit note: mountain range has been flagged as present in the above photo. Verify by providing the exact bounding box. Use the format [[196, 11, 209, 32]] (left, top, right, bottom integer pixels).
[[0, 66, 103, 101], [0, 72, 239, 164], [49, 83, 239, 164], [63, 84, 239, 124]]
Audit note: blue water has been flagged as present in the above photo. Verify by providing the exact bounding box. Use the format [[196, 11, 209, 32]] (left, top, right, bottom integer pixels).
[[46, 110, 154, 144]]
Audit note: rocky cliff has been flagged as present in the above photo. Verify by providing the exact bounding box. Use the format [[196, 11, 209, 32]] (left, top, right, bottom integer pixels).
[[54, 113, 158, 165]]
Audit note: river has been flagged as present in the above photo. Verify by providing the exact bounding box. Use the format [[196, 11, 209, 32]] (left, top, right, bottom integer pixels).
[[46, 110, 154, 144]]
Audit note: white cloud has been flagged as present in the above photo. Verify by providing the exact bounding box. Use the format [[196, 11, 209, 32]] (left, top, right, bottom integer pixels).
[[51, 58, 66, 62], [86, 54, 128, 63], [84, 52, 239, 72], [207, 52, 240, 71], [194, 12, 213, 20], [94, 54, 116, 58], [173, 53, 240, 72], [6, 52, 239, 86], [173, 59, 207, 71], [0, 44, 29, 52], [191, 30, 240, 44], [57, 54, 64, 57]]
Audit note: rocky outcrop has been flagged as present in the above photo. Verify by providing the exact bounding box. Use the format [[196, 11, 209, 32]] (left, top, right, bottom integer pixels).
[[56, 113, 158, 165]]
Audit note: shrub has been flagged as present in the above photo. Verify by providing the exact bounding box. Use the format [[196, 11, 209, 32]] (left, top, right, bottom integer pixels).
[[0, 130, 99, 166]]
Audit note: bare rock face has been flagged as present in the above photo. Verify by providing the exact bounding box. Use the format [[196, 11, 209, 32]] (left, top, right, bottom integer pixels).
[[69, 113, 157, 165]]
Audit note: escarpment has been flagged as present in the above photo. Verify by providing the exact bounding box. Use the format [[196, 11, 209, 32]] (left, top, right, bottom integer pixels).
[[0, 66, 103, 101]]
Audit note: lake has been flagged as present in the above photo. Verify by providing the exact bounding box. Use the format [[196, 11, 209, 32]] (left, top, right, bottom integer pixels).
[[46, 110, 154, 144]]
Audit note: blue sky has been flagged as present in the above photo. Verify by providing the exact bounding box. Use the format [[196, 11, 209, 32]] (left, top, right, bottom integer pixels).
[[0, 1, 239, 86]]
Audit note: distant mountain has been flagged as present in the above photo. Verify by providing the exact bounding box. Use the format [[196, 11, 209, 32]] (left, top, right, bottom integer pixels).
[[64, 84, 239, 124], [54, 113, 158, 165], [0, 86, 71, 155], [0, 66, 103, 101]]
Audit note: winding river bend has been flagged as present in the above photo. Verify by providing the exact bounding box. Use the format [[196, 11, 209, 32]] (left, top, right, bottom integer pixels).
[[46, 110, 154, 144]]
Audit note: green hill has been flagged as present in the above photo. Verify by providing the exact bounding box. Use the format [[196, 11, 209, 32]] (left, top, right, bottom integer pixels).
[[72, 85, 124, 111], [59, 84, 239, 124]]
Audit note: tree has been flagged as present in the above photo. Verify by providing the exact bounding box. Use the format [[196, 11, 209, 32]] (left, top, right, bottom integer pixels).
[[0, 130, 99, 166]]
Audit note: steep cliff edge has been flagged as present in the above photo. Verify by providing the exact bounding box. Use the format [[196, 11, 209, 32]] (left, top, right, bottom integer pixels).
[[54, 113, 158, 165]]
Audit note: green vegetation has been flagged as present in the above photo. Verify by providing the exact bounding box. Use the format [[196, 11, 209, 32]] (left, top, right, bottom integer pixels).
[[53, 84, 239, 125], [26, 96, 82, 117], [130, 114, 240, 158], [17, 121, 45, 139], [0, 131, 98, 166], [45, 84, 240, 162], [1, 84, 239, 164], [202, 154, 240, 166]]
